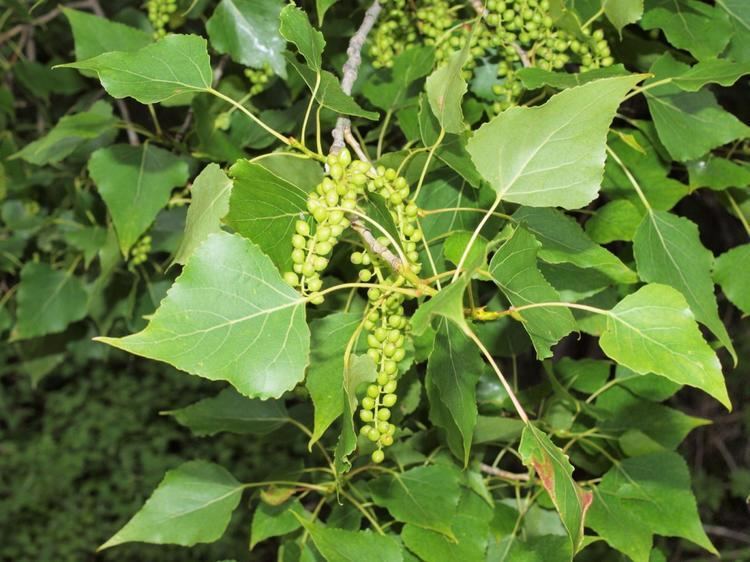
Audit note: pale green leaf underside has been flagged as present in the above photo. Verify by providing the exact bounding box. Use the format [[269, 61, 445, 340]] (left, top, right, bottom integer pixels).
[[97, 232, 310, 400], [174, 163, 233, 265], [467, 75, 643, 209], [600, 284, 730, 409], [100, 461, 243, 549]]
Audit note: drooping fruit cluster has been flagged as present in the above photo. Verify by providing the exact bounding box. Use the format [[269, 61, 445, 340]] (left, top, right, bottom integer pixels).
[[283, 149, 370, 303], [285, 151, 424, 463], [129, 235, 151, 266], [244, 65, 274, 97], [146, 0, 177, 39]]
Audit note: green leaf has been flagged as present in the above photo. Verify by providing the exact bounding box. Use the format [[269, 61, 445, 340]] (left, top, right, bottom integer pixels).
[[604, 128, 689, 211], [165, 388, 287, 436], [59, 34, 212, 104], [418, 98, 483, 187], [513, 207, 638, 283], [401, 490, 493, 562], [96, 232, 310, 400], [645, 54, 750, 162], [411, 275, 469, 335], [12, 262, 88, 340], [467, 76, 642, 209], [516, 65, 631, 90], [334, 354, 377, 473], [280, 4, 325, 72], [686, 155, 750, 191], [519, 424, 592, 552], [443, 231, 487, 270], [599, 284, 730, 409], [641, 0, 733, 61], [369, 464, 464, 538], [250, 499, 305, 549], [585, 199, 643, 243], [672, 59, 750, 91], [597, 386, 709, 450], [287, 57, 378, 120], [603, 0, 644, 34], [489, 226, 576, 359], [587, 452, 716, 562], [88, 144, 189, 255], [298, 519, 403, 562], [225, 160, 311, 272], [633, 210, 736, 362], [206, 0, 286, 77], [306, 312, 362, 445], [63, 8, 151, 62], [425, 47, 469, 134], [714, 243, 750, 315], [364, 46, 435, 111], [426, 319, 484, 466], [13, 101, 116, 165], [316, 0, 338, 24], [99, 461, 243, 549], [174, 164, 233, 265], [717, 0, 750, 62]]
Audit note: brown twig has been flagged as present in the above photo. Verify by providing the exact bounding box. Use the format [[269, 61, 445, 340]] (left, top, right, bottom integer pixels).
[[0, 0, 96, 45], [512, 42, 532, 68], [468, 0, 488, 17], [479, 463, 530, 482], [349, 217, 402, 272], [330, 1, 382, 154]]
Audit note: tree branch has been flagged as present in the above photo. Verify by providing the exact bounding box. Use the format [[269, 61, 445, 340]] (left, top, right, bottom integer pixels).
[[331, 0, 382, 154], [479, 463, 530, 482]]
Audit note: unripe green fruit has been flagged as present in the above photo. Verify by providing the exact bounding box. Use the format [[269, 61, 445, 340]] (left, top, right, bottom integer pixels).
[[367, 384, 380, 398], [383, 380, 397, 394], [368, 428, 381, 442], [360, 409, 374, 423], [371, 449, 385, 463], [377, 408, 391, 421], [382, 394, 397, 407], [380, 434, 394, 447], [283, 272, 299, 286], [362, 396, 376, 410]]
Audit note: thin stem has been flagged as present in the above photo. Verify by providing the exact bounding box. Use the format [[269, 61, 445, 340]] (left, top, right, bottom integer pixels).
[[413, 128, 445, 201], [309, 282, 421, 302], [474, 300, 609, 321], [606, 145, 652, 211], [208, 87, 290, 146], [622, 77, 673, 101], [376, 109, 393, 160], [451, 194, 501, 283], [419, 207, 514, 221], [479, 463, 530, 482], [301, 73, 321, 145], [147, 104, 162, 137], [581, 6, 604, 30], [462, 324, 529, 424], [727, 191, 750, 237]]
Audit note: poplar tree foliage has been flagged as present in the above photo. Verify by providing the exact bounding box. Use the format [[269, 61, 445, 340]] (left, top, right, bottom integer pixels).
[[3, 0, 750, 560]]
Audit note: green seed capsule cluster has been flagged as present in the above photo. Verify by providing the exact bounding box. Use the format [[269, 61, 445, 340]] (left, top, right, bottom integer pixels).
[[369, 0, 614, 112], [244, 65, 274, 97], [146, 0, 177, 39], [370, 0, 417, 69], [353, 166, 422, 463], [130, 235, 151, 266], [482, 0, 613, 113], [283, 149, 371, 304], [285, 151, 424, 463]]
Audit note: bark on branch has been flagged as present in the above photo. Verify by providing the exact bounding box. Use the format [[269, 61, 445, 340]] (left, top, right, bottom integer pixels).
[[330, 1, 382, 154]]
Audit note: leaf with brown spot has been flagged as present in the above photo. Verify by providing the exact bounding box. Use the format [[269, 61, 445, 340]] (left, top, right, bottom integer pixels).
[[519, 424, 590, 552]]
